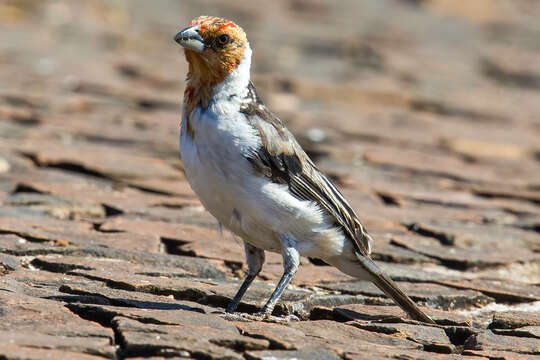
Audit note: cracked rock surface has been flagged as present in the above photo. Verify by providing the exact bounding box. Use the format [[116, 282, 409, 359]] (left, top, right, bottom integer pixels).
[[1, 1, 539, 359]]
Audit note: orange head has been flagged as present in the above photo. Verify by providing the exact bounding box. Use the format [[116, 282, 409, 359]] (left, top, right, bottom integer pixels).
[[174, 16, 248, 86]]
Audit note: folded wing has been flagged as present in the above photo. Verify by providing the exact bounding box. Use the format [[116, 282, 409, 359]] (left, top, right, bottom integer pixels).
[[241, 82, 372, 257]]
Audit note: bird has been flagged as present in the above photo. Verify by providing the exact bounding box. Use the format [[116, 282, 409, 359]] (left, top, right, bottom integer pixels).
[[174, 15, 435, 324]]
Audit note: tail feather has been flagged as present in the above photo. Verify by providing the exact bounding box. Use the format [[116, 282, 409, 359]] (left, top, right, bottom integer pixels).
[[356, 253, 435, 324]]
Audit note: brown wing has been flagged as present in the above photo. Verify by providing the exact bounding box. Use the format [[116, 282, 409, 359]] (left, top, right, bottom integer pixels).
[[241, 82, 372, 257]]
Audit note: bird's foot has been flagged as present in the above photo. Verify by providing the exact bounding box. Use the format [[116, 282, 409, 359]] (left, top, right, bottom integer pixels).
[[218, 311, 299, 323], [262, 313, 300, 323]]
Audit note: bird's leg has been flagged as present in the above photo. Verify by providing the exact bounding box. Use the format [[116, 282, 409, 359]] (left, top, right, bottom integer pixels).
[[226, 242, 265, 313], [259, 234, 299, 317]]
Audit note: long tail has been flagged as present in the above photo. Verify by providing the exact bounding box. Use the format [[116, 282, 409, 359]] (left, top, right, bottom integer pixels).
[[356, 253, 435, 324]]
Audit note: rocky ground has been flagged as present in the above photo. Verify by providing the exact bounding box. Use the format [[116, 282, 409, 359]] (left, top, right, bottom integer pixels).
[[1, 1, 539, 359]]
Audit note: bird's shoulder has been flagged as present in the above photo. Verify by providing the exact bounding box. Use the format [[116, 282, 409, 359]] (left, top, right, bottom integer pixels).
[[239, 81, 373, 256]]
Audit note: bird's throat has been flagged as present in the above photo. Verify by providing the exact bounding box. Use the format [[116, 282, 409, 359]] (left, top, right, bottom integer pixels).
[[183, 50, 233, 116], [182, 45, 251, 139]]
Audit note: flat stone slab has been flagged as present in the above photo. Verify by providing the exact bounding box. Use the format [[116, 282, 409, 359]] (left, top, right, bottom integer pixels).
[[246, 349, 342, 360], [462, 350, 540, 360], [0, 216, 162, 253], [348, 321, 455, 353], [492, 326, 540, 339], [113, 316, 267, 359], [0, 345, 112, 360], [237, 319, 422, 355], [333, 303, 472, 326], [434, 279, 540, 303], [464, 330, 540, 354], [0, 236, 225, 279], [15, 140, 183, 180], [0, 330, 116, 359], [391, 234, 540, 270], [489, 311, 540, 329], [321, 280, 494, 310], [1, 1, 540, 359]]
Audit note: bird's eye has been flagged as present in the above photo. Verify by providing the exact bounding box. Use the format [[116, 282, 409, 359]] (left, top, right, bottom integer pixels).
[[218, 34, 230, 45]]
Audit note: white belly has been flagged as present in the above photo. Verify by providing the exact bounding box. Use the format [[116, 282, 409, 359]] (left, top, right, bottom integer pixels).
[[179, 103, 347, 258], [180, 103, 279, 252]]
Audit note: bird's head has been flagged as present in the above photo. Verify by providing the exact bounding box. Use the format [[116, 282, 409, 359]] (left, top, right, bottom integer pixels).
[[175, 16, 248, 86]]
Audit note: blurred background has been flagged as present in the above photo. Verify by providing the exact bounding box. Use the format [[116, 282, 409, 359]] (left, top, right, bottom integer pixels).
[[1, 0, 540, 163], [0, 1, 539, 275], [1, 0, 539, 168]]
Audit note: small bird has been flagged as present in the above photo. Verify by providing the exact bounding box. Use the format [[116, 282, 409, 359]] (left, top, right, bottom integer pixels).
[[174, 16, 434, 324]]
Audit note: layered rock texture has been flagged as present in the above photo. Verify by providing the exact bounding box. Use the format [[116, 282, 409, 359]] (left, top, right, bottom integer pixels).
[[0, 1, 539, 359]]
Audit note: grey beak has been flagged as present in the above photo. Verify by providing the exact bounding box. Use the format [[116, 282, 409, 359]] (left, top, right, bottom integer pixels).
[[174, 24, 205, 53]]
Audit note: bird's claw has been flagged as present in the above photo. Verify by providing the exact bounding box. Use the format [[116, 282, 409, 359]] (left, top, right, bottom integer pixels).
[[267, 314, 300, 323], [218, 311, 299, 323]]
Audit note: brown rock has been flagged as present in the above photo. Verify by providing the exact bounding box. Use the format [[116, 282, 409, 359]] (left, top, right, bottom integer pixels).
[[371, 237, 436, 264], [333, 303, 472, 326], [404, 221, 539, 250], [493, 326, 540, 339], [322, 281, 493, 310], [246, 349, 341, 360], [2, 0, 540, 359], [347, 349, 482, 359], [113, 316, 268, 359], [127, 177, 196, 198], [15, 140, 182, 180], [0, 289, 114, 351], [489, 311, 540, 329], [363, 147, 506, 185], [471, 186, 540, 206], [348, 322, 455, 353], [0, 330, 115, 359], [100, 217, 246, 261], [261, 260, 351, 285], [391, 234, 539, 270], [464, 330, 540, 354], [442, 138, 530, 161], [0, 235, 224, 281], [237, 319, 425, 357], [435, 279, 540, 303], [129, 358, 195, 360], [462, 350, 540, 360], [63, 265, 326, 316], [0, 252, 19, 273], [0, 345, 110, 360], [58, 282, 215, 313], [6, 172, 197, 216], [235, 321, 308, 350], [0, 216, 161, 253], [375, 262, 466, 283], [3, 192, 107, 219], [290, 320, 422, 351]]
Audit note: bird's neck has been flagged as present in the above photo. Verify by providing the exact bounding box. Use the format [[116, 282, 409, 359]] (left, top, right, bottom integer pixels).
[[184, 43, 252, 115]]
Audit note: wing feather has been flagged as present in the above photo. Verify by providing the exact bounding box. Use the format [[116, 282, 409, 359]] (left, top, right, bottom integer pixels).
[[241, 82, 372, 256]]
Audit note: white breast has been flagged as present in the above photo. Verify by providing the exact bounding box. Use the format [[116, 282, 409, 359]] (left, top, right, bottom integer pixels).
[[180, 100, 347, 258], [180, 98, 281, 250]]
